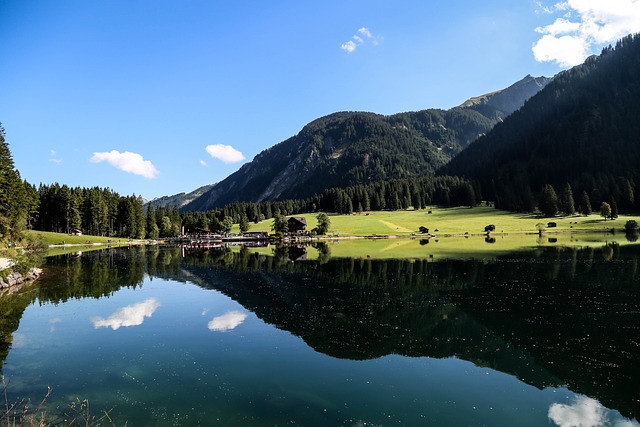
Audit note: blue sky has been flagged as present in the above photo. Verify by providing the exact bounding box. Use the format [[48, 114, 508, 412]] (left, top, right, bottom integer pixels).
[[2, 0, 640, 200]]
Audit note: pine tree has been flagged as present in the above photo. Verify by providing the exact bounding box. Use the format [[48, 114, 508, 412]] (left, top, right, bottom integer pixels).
[[559, 183, 575, 216], [539, 184, 559, 217], [580, 191, 592, 216], [610, 197, 619, 219], [146, 203, 159, 238], [0, 124, 27, 239], [239, 214, 250, 233]]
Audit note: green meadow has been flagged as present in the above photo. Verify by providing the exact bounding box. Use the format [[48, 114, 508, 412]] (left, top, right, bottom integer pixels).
[[235, 205, 634, 237], [24, 230, 144, 257], [25, 206, 638, 259], [230, 206, 638, 260]]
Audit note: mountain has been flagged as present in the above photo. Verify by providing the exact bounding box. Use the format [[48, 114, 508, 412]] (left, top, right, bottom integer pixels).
[[181, 75, 551, 212], [147, 184, 215, 209], [441, 33, 640, 213], [459, 74, 552, 120]]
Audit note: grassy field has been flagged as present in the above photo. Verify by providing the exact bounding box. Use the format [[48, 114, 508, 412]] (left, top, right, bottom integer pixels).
[[227, 206, 638, 260], [234, 205, 636, 237], [24, 230, 146, 257], [25, 207, 637, 259]]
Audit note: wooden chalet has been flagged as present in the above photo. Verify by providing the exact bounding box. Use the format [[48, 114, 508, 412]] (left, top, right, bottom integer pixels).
[[287, 217, 307, 233]]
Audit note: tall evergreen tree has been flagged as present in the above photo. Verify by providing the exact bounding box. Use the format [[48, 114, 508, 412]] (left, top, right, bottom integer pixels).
[[610, 197, 619, 220], [580, 191, 592, 216], [146, 203, 159, 238], [0, 123, 27, 239], [539, 184, 559, 217], [559, 183, 576, 216]]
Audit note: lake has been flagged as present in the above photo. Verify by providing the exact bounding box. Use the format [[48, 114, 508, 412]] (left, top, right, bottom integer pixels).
[[1, 242, 639, 426]]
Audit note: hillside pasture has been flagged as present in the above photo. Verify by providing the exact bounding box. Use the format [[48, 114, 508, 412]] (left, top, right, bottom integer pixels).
[[234, 206, 633, 237]]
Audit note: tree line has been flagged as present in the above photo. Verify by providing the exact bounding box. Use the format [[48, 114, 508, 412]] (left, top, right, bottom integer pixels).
[[180, 175, 477, 234], [35, 183, 147, 237]]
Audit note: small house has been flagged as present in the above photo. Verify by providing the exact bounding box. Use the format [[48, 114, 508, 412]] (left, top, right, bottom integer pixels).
[[72, 229, 82, 236], [287, 217, 307, 233]]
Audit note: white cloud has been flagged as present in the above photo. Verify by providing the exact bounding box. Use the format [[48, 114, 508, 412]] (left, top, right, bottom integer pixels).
[[357, 27, 372, 38], [548, 395, 640, 427], [205, 144, 245, 163], [199, 159, 207, 167], [341, 27, 379, 53], [535, 18, 582, 36], [92, 298, 161, 330], [207, 310, 247, 332], [341, 40, 357, 53], [90, 150, 159, 179], [49, 149, 63, 164], [533, 0, 640, 67], [533, 34, 590, 67]]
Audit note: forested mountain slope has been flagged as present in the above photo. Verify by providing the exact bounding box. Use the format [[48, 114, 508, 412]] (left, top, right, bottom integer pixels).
[[183, 75, 550, 211], [147, 184, 214, 209], [442, 34, 640, 212]]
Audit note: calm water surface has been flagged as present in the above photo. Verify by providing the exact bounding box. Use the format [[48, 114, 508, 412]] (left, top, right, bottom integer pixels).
[[1, 243, 639, 426]]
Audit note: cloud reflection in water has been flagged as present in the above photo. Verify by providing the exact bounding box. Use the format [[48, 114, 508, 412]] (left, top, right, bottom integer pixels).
[[92, 298, 161, 330], [208, 311, 247, 332], [549, 395, 639, 427]]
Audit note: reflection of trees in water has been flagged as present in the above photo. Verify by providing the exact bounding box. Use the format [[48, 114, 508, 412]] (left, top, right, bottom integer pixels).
[[1, 247, 152, 373], [2, 243, 639, 418], [0, 290, 35, 369], [444, 245, 640, 420], [40, 247, 148, 303], [177, 244, 640, 419]]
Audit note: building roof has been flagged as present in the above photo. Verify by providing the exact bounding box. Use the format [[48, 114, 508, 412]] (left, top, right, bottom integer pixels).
[[288, 217, 307, 226]]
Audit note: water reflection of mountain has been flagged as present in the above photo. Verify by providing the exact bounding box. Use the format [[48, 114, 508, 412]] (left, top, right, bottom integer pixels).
[[1, 244, 638, 419], [444, 245, 640, 421], [172, 244, 640, 420]]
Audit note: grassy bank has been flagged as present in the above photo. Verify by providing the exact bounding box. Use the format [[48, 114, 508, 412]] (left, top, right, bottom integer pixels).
[[24, 231, 148, 257]]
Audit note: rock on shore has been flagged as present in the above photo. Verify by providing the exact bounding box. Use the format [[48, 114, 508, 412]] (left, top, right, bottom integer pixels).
[[0, 257, 43, 293], [0, 268, 43, 289]]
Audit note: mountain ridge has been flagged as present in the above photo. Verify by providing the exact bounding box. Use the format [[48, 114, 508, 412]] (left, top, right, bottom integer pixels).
[[178, 74, 551, 212], [441, 33, 640, 213]]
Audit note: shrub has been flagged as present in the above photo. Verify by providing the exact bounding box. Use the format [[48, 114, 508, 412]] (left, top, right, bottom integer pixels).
[[624, 220, 639, 233]]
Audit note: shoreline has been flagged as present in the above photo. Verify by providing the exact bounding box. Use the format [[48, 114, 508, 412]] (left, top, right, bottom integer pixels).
[[0, 264, 43, 295], [280, 227, 623, 242]]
